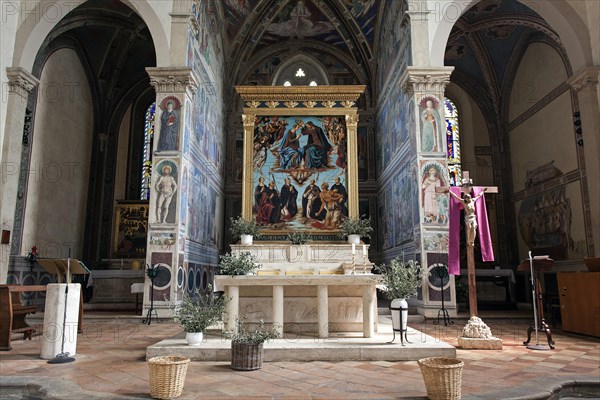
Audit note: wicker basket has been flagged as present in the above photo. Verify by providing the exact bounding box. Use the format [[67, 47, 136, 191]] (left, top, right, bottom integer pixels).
[[231, 342, 263, 371], [148, 356, 190, 399], [418, 357, 464, 400]]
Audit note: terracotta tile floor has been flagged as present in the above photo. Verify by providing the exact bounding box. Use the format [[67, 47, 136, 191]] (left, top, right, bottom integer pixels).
[[1, 315, 599, 399]]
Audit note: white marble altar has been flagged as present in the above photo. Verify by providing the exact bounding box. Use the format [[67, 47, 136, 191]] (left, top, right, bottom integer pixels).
[[215, 274, 377, 338]]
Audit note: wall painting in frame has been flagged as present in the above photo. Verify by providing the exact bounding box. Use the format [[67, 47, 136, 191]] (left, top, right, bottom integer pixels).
[[236, 86, 365, 238]]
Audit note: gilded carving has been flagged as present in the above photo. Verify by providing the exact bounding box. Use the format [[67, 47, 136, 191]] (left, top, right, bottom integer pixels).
[[303, 101, 318, 108], [324, 101, 337, 108], [266, 101, 280, 108], [284, 101, 299, 108], [246, 101, 261, 108]]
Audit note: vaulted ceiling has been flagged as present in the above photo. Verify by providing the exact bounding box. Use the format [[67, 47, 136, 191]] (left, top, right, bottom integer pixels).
[[444, 0, 565, 117], [221, 0, 381, 88]]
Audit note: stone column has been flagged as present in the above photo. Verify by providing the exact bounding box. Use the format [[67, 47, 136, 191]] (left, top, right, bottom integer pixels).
[[143, 67, 197, 316], [568, 66, 600, 256], [401, 67, 456, 318], [0, 67, 39, 284]]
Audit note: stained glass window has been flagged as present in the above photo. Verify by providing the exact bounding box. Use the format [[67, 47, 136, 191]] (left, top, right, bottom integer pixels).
[[444, 98, 461, 186], [141, 102, 156, 200]]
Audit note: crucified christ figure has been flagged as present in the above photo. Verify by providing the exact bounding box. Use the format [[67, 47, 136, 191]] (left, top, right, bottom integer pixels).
[[449, 189, 487, 246]]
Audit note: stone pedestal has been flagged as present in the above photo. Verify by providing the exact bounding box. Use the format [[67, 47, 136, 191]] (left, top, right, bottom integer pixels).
[[41, 284, 81, 359], [457, 316, 502, 350]]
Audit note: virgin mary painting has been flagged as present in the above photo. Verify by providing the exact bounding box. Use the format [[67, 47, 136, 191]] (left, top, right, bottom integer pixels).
[[420, 96, 443, 152]]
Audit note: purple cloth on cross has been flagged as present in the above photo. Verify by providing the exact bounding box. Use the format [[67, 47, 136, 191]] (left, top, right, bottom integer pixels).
[[448, 186, 495, 275]]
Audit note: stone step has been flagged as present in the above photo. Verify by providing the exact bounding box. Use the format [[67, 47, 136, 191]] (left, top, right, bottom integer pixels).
[[147, 318, 456, 362]]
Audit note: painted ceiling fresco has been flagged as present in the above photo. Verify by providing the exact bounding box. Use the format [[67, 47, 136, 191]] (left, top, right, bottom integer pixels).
[[222, 0, 381, 81]]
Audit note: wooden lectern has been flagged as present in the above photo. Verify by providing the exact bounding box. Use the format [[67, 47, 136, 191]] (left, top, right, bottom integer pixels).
[[518, 254, 554, 350]]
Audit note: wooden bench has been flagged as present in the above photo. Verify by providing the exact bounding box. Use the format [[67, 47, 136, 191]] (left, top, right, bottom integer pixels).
[[0, 285, 46, 351]]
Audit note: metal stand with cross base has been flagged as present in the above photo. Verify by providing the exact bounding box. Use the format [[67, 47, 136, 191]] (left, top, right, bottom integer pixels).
[[432, 265, 454, 327], [143, 265, 160, 325]]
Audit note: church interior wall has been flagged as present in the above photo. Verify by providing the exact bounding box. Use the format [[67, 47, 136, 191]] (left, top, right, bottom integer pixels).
[[113, 104, 133, 202], [508, 43, 569, 121], [21, 48, 93, 260], [508, 40, 589, 262]]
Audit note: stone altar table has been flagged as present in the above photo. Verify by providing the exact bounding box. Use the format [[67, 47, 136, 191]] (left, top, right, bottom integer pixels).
[[214, 274, 378, 338]]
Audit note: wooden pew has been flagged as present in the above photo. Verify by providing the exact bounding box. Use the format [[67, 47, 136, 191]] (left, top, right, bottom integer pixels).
[[0, 284, 84, 351], [0, 285, 45, 351]]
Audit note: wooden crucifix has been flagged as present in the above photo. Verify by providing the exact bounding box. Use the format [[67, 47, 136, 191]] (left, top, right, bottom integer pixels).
[[436, 171, 498, 317]]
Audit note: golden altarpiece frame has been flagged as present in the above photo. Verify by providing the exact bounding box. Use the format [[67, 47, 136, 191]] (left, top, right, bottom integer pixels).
[[236, 85, 366, 238]]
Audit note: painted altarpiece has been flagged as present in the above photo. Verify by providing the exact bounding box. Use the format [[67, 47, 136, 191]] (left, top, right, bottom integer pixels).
[[236, 86, 365, 238]]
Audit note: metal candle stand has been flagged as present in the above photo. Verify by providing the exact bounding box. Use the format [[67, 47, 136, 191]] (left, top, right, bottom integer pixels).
[[388, 302, 410, 346], [143, 265, 160, 325], [432, 265, 454, 326]]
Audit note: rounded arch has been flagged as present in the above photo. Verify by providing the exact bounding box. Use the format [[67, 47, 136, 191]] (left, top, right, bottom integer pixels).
[[429, 0, 593, 72], [272, 54, 330, 86], [12, 0, 170, 71]]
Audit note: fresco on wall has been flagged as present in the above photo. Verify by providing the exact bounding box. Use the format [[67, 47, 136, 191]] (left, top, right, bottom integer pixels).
[[423, 231, 450, 252], [420, 160, 449, 225], [187, 162, 222, 247], [518, 186, 574, 260], [393, 165, 416, 246], [376, 88, 410, 175], [191, 0, 222, 67], [156, 96, 181, 152], [377, 0, 409, 90], [419, 95, 444, 153], [252, 116, 348, 232], [153, 160, 178, 224]]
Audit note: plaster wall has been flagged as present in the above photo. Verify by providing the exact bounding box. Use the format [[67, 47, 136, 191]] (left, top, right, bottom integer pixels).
[[114, 104, 132, 201], [509, 91, 576, 193], [21, 48, 93, 259], [509, 43, 568, 122]]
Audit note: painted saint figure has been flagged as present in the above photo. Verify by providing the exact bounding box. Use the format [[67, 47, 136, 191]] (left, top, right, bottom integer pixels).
[[422, 167, 442, 223], [301, 179, 322, 220], [155, 164, 178, 223], [278, 121, 303, 170], [280, 178, 298, 220], [420, 99, 443, 152], [302, 121, 332, 169], [449, 189, 487, 245], [158, 101, 179, 151], [330, 177, 348, 217], [256, 181, 281, 225]]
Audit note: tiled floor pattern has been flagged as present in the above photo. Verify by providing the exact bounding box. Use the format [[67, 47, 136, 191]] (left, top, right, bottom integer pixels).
[[1, 317, 598, 399]]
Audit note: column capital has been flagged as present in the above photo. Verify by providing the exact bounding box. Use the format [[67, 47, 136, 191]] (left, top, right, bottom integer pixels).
[[241, 113, 255, 128], [345, 114, 359, 127], [5, 67, 39, 99], [567, 66, 600, 93], [400, 66, 454, 96], [146, 67, 198, 94]]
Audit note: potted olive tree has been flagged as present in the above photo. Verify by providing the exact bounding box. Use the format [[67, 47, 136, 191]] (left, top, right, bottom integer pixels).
[[230, 216, 261, 245], [224, 317, 280, 371], [217, 251, 261, 276], [375, 257, 422, 343], [173, 286, 226, 346], [339, 215, 373, 244]]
